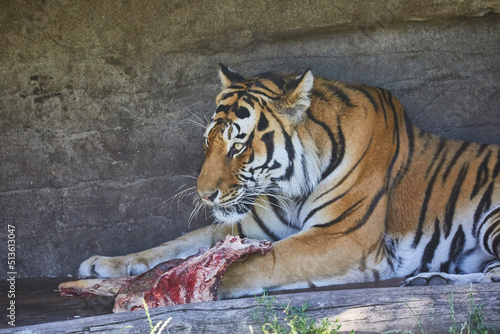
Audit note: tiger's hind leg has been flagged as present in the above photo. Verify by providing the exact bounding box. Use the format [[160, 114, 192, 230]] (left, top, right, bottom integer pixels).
[[405, 207, 500, 287]]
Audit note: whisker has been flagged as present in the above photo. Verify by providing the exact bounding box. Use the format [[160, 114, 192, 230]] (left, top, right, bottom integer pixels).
[[188, 198, 206, 228], [183, 118, 207, 129], [171, 174, 198, 181], [169, 186, 197, 209]]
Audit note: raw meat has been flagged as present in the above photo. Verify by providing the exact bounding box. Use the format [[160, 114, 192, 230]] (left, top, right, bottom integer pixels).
[[114, 236, 272, 312], [59, 236, 272, 313]]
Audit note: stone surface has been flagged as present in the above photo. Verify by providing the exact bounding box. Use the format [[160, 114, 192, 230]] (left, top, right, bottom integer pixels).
[[0, 1, 499, 278]]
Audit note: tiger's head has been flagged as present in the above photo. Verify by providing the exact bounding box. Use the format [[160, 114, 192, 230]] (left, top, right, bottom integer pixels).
[[197, 64, 320, 224]]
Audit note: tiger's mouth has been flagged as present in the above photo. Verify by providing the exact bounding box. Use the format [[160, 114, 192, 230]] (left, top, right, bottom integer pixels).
[[211, 194, 257, 224]]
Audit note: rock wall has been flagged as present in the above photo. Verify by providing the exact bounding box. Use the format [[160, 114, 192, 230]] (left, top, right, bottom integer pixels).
[[0, 1, 499, 278]]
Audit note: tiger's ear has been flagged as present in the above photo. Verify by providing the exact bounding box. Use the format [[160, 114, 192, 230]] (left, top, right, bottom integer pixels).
[[280, 69, 314, 123], [219, 64, 245, 88]]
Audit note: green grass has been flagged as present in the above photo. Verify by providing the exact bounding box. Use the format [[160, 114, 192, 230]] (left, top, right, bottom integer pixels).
[[386, 285, 497, 334], [142, 300, 171, 334], [448, 288, 497, 334], [250, 291, 352, 334], [251, 286, 497, 334], [104, 299, 171, 334]]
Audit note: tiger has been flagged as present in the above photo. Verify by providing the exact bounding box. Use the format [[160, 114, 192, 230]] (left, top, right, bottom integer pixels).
[[79, 64, 500, 299]]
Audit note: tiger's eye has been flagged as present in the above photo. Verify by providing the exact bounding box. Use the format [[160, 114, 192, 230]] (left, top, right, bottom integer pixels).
[[233, 143, 244, 151]]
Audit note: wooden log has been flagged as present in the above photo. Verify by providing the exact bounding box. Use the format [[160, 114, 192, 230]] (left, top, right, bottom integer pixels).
[[4, 283, 500, 334]]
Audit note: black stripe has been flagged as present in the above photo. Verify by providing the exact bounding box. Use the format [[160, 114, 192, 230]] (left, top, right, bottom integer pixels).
[[471, 150, 492, 199], [277, 126, 295, 181], [353, 86, 378, 113], [386, 92, 398, 136], [491, 231, 500, 257], [492, 230, 500, 258], [448, 225, 466, 267], [384, 238, 398, 272], [257, 72, 286, 90], [413, 153, 446, 248], [300, 151, 311, 191], [310, 88, 329, 102], [238, 173, 256, 182], [483, 218, 500, 256], [254, 79, 282, 94], [426, 138, 446, 178], [251, 208, 279, 241], [443, 164, 469, 238], [233, 122, 241, 133], [481, 207, 500, 230], [324, 83, 355, 108], [235, 133, 246, 139], [251, 94, 268, 110], [324, 122, 345, 179], [268, 196, 299, 230], [493, 149, 500, 179], [234, 106, 250, 119], [392, 112, 415, 187], [442, 142, 470, 183], [242, 94, 255, 108], [315, 198, 365, 228], [313, 134, 373, 202], [222, 90, 245, 101], [245, 132, 256, 165], [247, 89, 280, 101], [304, 188, 351, 226], [477, 143, 489, 157], [420, 219, 442, 272], [341, 187, 387, 235], [256, 131, 275, 171], [216, 104, 231, 114], [260, 98, 268, 109], [373, 89, 388, 127], [257, 113, 269, 131], [473, 183, 494, 235], [306, 109, 345, 180], [385, 93, 400, 184], [296, 197, 308, 222], [372, 270, 380, 281], [404, 113, 415, 163], [237, 223, 246, 238]]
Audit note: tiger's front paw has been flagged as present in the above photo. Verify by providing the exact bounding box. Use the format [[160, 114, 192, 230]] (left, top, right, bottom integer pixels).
[[78, 255, 150, 278]]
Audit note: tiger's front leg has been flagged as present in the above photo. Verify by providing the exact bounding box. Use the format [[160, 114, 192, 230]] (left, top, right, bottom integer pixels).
[[78, 225, 235, 278], [218, 225, 389, 299]]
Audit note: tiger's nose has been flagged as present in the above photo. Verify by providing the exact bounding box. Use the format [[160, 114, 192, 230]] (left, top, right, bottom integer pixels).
[[200, 190, 219, 203]]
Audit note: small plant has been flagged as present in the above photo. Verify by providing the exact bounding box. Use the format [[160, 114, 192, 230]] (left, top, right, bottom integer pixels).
[[388, 287, 497, 334], [448, 286, 496, 334], [105, 299, 172, 334], [142, 299, 172, 334], [459, 288, 496, 334], [404, 299, 426, 334], [251, 291, 350, 334]]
